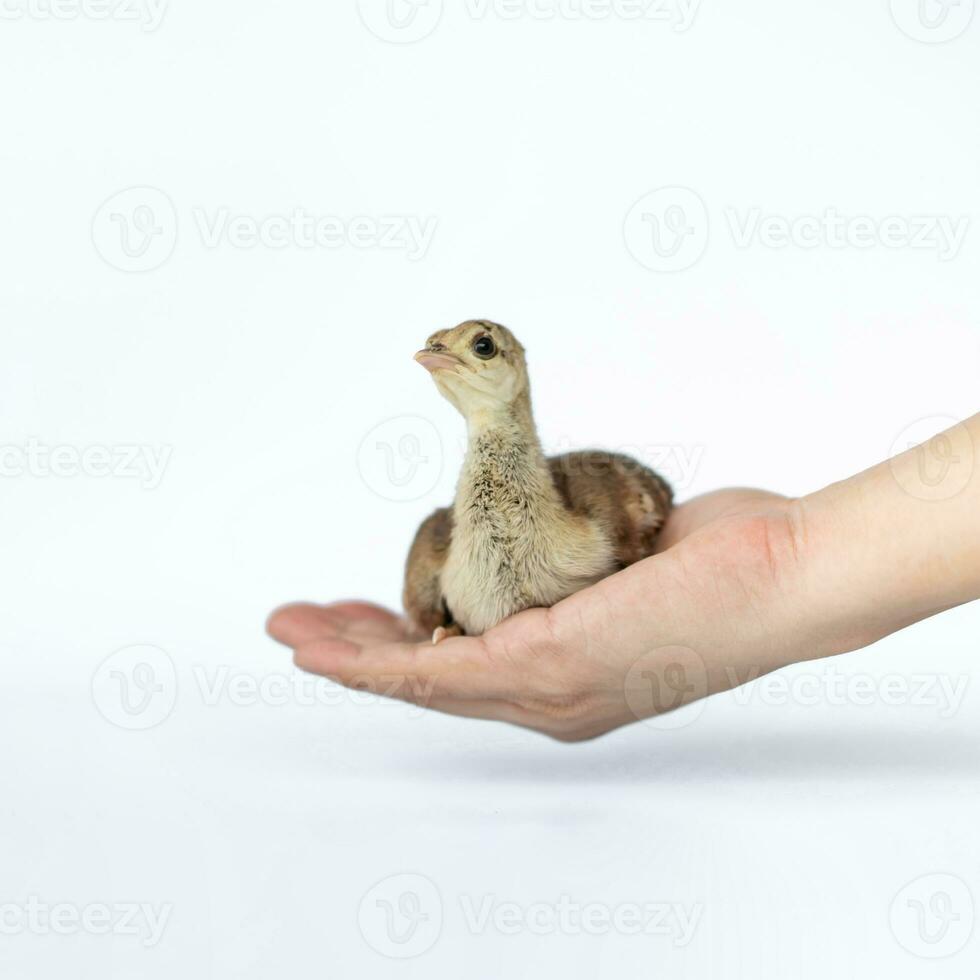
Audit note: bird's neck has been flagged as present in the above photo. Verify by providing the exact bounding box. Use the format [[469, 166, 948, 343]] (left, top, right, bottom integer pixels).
[[456, 392, 564, 524], [464, 390, 537, 448]]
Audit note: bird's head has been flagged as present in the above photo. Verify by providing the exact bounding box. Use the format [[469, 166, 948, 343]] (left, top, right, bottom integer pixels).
[[414, 320, 528, 418]]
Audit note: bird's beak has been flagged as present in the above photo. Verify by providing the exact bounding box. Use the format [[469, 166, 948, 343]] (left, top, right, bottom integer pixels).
[[414, 350, 462, 373]]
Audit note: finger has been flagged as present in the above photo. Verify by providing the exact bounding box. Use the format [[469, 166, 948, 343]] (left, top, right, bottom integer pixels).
[[267, 603, 335, 646], [266, 602, 405, 647], [322, 601, 402, 623], [293, 635, 514, 702]]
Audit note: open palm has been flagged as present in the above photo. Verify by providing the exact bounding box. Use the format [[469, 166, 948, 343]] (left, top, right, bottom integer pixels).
[[267, 489, 805, 740]]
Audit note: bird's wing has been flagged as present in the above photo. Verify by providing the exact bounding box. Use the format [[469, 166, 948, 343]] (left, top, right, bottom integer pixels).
[[403, 506, 455, 635], [547, 451, 673, 567]]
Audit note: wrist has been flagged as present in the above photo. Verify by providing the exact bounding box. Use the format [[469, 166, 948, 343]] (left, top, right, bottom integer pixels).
[[791, 491, 893, 658]]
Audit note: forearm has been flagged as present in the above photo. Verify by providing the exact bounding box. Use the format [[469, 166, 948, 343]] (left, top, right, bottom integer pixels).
[[801, 413, 980, 656]]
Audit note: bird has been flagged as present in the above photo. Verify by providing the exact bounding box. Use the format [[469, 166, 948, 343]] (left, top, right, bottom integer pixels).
[[404, 319, 673, 643]]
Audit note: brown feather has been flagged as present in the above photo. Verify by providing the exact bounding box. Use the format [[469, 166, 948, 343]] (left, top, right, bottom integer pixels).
[[548, 451, 673, 567], [402, 506, 454, 635]]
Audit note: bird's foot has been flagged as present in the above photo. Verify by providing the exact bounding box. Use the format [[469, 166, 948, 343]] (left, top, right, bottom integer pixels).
[[432, 624, 463, 645]]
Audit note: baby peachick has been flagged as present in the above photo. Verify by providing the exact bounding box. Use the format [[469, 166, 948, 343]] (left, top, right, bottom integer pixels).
[[404, 320, 673, 643]]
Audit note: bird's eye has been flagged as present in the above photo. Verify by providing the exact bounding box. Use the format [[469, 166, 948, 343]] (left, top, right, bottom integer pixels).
[[472, 336, 497, 359]]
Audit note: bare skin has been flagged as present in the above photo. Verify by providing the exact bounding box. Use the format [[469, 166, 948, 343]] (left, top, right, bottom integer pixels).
[[267, 414, 980, 742]]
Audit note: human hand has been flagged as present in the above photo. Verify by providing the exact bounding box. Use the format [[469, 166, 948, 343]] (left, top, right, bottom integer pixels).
[[267, 488, 820, 741]]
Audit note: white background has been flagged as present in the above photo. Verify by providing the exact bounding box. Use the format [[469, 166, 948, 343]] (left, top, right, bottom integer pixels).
[[2, 0, 979, 976]]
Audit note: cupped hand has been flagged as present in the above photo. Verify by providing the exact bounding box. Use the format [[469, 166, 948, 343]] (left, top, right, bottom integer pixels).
[[266, 489, 816, 741]]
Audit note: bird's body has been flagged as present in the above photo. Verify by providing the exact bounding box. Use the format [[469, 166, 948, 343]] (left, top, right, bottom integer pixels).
[[404, 321, 672, 640]]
